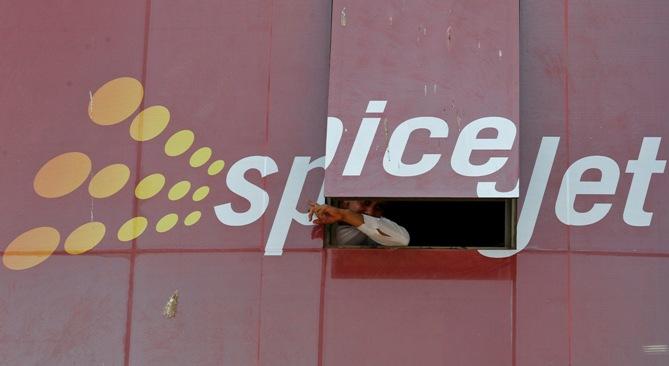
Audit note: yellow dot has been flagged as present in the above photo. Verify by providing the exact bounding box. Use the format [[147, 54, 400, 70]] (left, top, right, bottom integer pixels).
[[156, 213, 179, 233], [117, 217, 148, 242], [64, 222, 106, 255], [168, 180, 191, 201], [129, 105, 170, 141], [164, 130, 195, 157], [34, 152, 92, 198], [184, 211, 202, 226], [89, 77, 143, 126], [189, 147, 212, 168], [135, 173, 165, 199], [2, 227, 60, 270], [88, 163, 130, 198], [192, 186, 210, 202], [207, 160, 225, 175]]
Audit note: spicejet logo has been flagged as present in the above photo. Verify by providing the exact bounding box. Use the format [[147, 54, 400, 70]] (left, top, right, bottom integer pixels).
[[2, 77, 667, 270], [2, 77, 225, 271]]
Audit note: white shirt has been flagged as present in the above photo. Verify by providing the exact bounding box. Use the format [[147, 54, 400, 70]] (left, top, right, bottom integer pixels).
[[335, 214, 410, 247]]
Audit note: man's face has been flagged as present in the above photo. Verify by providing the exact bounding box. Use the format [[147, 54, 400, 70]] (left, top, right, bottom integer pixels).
[[344, 200, 383, 217]]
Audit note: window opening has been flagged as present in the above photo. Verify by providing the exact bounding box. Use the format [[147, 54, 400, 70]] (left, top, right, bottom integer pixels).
[[323, 197, 516, 249]]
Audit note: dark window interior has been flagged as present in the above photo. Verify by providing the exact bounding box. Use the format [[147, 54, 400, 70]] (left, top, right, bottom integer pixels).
[[325, 198, 516, 249]]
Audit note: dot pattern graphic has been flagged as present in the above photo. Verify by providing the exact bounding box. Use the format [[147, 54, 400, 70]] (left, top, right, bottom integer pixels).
[[3, 76, 228, 270]]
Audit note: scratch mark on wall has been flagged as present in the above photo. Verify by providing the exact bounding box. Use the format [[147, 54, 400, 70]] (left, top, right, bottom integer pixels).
[[88, 91, 93, 115]]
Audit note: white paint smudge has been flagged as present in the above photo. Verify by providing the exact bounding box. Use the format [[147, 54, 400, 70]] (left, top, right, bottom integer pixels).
[[88, 90, 93, 114]]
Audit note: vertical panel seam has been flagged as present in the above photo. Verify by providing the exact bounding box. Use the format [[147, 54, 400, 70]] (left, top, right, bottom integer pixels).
[[124, 0, 152, 364]]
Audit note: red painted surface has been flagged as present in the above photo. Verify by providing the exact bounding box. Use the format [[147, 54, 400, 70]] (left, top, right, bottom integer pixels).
[[325, 0, 519, 197], [330, 249, 512, 280], [1, 1, 668, 366]]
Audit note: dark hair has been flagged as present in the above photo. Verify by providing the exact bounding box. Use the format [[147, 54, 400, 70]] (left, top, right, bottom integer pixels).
[[371, 201, 385, 215]]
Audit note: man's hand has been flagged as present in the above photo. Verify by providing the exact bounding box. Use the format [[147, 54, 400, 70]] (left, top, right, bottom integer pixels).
[[308, 203, 344, 225], [307, 202, 364, 227]]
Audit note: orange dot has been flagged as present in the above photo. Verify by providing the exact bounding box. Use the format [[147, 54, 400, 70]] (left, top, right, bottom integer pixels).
[[89, 77, 144, 126], [64, 222, 106, 255], [129, 106, 170, 141], [34, 152, 92, 198], [2, 227, 60, 270], [88, 163, 130, 198]]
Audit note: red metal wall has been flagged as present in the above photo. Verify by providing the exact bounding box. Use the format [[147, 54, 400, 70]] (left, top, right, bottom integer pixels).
[[1, 1, 668, 365], [325, 0, 519, 198]]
